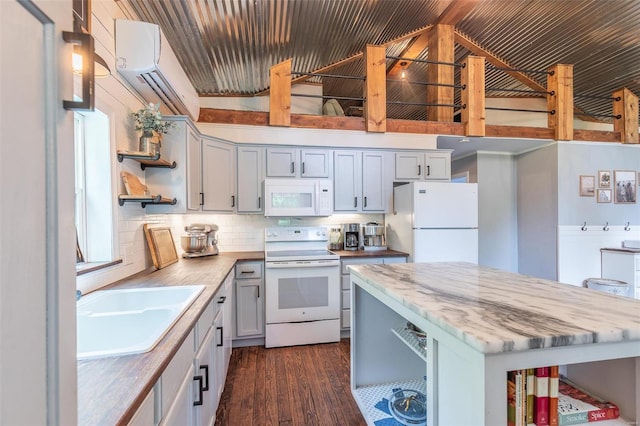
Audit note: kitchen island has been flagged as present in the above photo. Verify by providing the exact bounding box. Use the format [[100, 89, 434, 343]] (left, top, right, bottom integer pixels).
[[349, 262, 640, 426]]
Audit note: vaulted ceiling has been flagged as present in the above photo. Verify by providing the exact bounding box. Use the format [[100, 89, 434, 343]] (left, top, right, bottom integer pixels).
[[119, 0, 640, 123]]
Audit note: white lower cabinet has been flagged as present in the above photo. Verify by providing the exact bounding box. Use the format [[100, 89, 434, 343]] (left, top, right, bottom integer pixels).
[[162, 364, 195, 426], [340, 256, 407, 330], [193, 327, 215, 426], [233, 261, 264, 339], [157, 273, 234, 426]]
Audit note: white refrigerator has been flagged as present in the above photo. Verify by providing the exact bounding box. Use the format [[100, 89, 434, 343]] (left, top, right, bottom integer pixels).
[[385, 181, 478, 263]]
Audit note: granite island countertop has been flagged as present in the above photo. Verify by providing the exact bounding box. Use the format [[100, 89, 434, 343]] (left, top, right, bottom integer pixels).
[[77, 251, 263, 425], [349, 262, 640, 355]]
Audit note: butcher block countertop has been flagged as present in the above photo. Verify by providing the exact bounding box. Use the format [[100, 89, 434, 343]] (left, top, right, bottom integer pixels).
[[77, 251, 263, 426], [331, 248, 408, 258]]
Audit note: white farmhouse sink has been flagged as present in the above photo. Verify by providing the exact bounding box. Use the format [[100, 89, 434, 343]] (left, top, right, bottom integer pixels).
[[77, 285, 204, 360]]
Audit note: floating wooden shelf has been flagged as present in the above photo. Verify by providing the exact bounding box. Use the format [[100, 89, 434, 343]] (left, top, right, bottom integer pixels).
[[116, 150, 177, 170], [118, 194, 177, 208]]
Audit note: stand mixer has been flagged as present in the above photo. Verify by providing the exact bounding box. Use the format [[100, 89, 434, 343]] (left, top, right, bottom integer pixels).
[[181, 224, 219, 258]]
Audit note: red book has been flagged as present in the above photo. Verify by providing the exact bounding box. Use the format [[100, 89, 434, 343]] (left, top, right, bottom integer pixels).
[[535, 367, 550, 426], [549, 366, 559, 426]]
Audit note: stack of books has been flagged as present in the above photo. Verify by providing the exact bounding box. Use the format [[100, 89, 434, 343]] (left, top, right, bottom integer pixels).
[[507, 367, 620, 426]]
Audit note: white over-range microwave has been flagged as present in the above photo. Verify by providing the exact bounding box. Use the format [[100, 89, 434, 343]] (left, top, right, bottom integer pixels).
[[264, 178, 333, 217]]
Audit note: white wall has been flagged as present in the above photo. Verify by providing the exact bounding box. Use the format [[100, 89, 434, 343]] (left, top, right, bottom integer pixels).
[[516, 144, 559, 280], [478, 153, 519, 272], [452, 152, 518, 272]]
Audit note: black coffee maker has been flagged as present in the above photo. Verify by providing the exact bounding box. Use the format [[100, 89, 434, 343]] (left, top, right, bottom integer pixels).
[[343, 223, 360, 251]]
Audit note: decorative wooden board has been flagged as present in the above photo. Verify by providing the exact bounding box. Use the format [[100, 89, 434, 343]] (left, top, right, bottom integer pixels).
[[143, 224, 178, 269], [121, 171, 148, 196]]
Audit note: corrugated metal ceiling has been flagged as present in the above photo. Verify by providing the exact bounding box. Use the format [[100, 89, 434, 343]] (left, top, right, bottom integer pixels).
[[120, 0, 640, 123]]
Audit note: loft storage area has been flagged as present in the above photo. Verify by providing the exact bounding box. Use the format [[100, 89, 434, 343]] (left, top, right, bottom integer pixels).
[[198, 43, 639, 147]]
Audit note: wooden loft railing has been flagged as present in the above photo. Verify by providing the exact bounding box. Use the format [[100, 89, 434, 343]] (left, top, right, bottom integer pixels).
[[199, 46, 639, 145]]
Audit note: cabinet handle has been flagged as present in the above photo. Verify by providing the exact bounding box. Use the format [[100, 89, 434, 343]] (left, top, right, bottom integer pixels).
[[231, 195, 235, 207], [200, 365, 209, 391], [354, 197, 358, 208], [199, 192, 204, 206], [291, 162, 295, 174], [426, 165, 431, 176], [193, 375, 204, 406], [258, 196, 261, 209], [241, 270, 255, 274], [418, 165, 421, 176], [364, 197, 367, 208], [257, 285, 260, 298], [218, 296, 227, 304], [302, 162, 305, 174], [217, 326, 223, 347]]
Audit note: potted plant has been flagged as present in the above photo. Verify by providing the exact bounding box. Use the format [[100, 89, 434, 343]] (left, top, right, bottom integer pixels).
[[131, 102, 174, 155]]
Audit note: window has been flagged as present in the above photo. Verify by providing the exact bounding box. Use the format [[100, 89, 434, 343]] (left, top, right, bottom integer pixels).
[[74, 109, 115, 269]]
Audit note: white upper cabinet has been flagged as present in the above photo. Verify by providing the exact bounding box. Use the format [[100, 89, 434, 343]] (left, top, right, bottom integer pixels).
[[202, 137, 237, 212], [361, 151, 387, 211], [237, 146, 265, 213], [395, 151, 451, 181], [333, 150, 361, 211], [424, 151, 451, 181], [334, 150, 392, 213], [266, 147, 330, 178], [266, 147, 297, 177], [300, 149, 330, 177], [186, 127, 203, 211]]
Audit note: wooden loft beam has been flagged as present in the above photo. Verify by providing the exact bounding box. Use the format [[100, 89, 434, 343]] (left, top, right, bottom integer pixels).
[[613, 87, 639, 144], [364, 45, 386, 132], [269, 59, 291, 126], [547, 64, 574, 141], [427, 24, 455, 121], [436, 0, 482, 25], [387, 0, 480, 78], [461, 55, 485, 136], [387, 31, 430, 79], [197, 107, 622, 143], [454, 30, 547, 93]]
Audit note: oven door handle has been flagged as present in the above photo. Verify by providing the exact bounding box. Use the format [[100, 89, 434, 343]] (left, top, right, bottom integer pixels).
[[265, 260, 340, 269]]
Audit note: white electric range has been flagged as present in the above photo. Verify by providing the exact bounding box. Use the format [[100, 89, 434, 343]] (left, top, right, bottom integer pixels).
[[264, 226, 341, 348]]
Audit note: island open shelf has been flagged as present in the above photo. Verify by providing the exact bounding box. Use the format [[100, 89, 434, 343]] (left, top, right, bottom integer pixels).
[[349, 262, 640, 426]]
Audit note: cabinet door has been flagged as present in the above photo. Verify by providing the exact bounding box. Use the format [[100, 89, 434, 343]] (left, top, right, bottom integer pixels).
[[424, 151, 451, 181], [236, 146, 264, 213], [333, 150, 361, 212], [395, 152, 424, 180], [362, 151, 385, 211], [212, 309, 224, 402], [235, 278, 264, 337], [266, 147, 298, 177], [202, 138, 237, 212], [300, 149, 330, 177], [186, 129, 202, 211], [161, 365, 194, 426], [222, 274, 233, 376], [193, 327, 215, 426]]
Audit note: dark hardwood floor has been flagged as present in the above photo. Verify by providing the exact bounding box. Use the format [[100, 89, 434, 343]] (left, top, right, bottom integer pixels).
[[215, 339, 367, 426]]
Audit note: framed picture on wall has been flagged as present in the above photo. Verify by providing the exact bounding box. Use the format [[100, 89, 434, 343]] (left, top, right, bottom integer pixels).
[[598, 170, 611, 188], [579, 175, 595, 197], [614, 170, 636, 203], [597, 189, 612, 203]]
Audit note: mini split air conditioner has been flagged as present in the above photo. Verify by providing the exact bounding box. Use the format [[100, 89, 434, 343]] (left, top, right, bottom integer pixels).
[[115, 19, 200, 120]]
